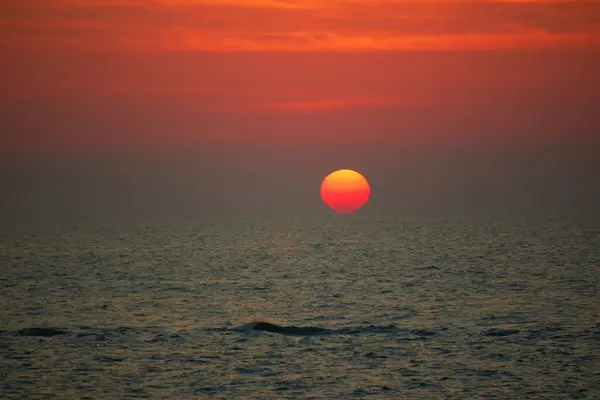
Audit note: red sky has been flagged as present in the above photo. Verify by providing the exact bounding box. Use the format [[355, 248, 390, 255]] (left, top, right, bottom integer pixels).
[[1, 0, 599, 219], [2, 0, 600, 151], [2, 0, 600, 52]]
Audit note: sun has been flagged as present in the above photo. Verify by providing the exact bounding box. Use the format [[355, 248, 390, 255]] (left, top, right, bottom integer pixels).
[[320, 169, 370, 214]]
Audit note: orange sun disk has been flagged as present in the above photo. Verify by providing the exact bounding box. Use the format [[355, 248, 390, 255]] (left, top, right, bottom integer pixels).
[[320, 169, 370, 214]]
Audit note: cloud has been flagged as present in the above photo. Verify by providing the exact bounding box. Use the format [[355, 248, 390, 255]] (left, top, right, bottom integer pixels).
[[216, 97, 407, 113], [1, 0, 599, 51]]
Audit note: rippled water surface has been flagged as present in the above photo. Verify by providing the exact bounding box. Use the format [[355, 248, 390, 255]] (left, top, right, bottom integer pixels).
[[1, 217, 599, 399]]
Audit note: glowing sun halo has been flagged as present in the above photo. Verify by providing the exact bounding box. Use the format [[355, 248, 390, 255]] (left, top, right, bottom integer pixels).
[[320, 169, 370, 214]]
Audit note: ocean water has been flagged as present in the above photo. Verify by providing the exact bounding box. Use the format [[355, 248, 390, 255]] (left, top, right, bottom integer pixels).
[[1, 217, 599, 399]]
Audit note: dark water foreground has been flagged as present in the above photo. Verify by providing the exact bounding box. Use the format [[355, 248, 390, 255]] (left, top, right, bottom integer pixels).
[[1, 217, 599, 398]]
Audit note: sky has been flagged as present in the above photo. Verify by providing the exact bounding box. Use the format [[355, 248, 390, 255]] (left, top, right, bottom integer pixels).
[[1, 0, 599, 221]]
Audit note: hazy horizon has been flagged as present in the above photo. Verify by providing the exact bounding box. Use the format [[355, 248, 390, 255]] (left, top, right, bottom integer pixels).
[[1, 138, 599, 223]]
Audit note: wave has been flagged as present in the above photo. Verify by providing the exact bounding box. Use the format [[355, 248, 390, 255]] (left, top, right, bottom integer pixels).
[[5, 322, 453, 338], [233, 321, 400, 336]]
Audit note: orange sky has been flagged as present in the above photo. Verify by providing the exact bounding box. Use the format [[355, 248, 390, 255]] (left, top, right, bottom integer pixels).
[[2, 0, 600, 52], [1, 0, 599, 153]]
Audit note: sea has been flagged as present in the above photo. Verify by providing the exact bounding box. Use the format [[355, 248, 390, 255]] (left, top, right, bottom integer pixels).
[[1, 216, 599, 399]]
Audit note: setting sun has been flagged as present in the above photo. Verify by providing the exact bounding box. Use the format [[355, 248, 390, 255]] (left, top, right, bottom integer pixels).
[[320, 169, 370, 214]]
